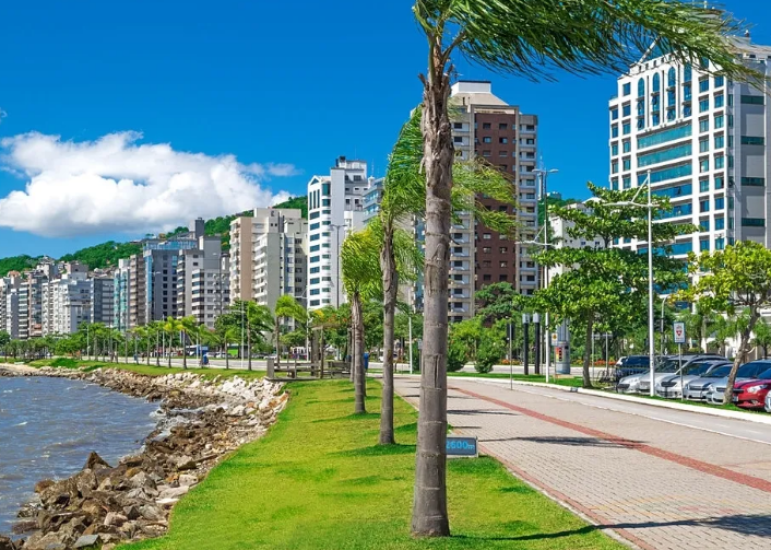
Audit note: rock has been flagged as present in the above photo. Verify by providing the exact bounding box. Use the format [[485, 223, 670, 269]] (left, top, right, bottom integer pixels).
[[23, 532, 65, 550], [121, 455, 143, 468], [228, 405, 246, 417], [83, 452, 111, 471], [34, 480, 54, 494], [73, 535, 99, 548], [103, 512, 127, 527], [175, 456, 197, 471], [0, 535, 15, 550], [178, 474, 198, 487], [11, 519, 37, 534], [139, 504, 164, 521], [157, 486, 189, 500]]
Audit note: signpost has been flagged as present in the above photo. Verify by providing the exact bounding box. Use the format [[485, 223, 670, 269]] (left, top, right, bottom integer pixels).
[[674, 322, 686, 400], [446, 436, 478, 458]]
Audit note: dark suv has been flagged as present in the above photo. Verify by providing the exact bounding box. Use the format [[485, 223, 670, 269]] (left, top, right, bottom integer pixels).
[[614, 355, 651, 382]]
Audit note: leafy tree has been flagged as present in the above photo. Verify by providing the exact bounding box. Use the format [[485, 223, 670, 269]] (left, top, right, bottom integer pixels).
[[0, 255, 39, 277], [218, 300, 273, 370], [536, 183, 689, 388], [753, 318, 771, 360], [475, 337, 502, 374], [273, 196, 308, 219], [0, 331, 10, 348], [447, 340, 466, 372], [683, 241, 771, 404]]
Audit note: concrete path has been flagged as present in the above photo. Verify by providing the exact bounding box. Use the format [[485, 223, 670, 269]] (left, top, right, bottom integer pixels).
[[395, 376, 771, 550]]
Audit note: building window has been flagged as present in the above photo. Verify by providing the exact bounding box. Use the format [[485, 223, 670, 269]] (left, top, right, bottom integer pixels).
[[482, 122, 491, 129], [623, 176, 631, 189], [638, 78, 645, 97], [611, 125, 619, 138], [715, 197, 725, 210], [700, 239, 710, 252], [611, 161, 618, 174], [714, 135, 724, 149], [499, 123, 507, 130], [684, 64, 692, 83], [622, 104, 631, 117], [714, 176, 724, 190], [699, 138, 709, 153], [499, 261, 507, 268], [741, 136, 765, 146], [499, 247, 507, 254], [611, 143, 619, 156], [714, 94, 724, 108], [698, 78, 709, 93], [714, 115, 724, 129], [742, 177, 765, 186], [482, 233, 491, 240], [700, 199, 710, 212], [668, 68, 677, 88], [699, 219, 710, 232], [714, 75, 724, 88], [741, 95, 764, 105], [742, 218, 765, 227], [699, 118, 709, 133], [699, 158, 709, 173], [715, 238, 725, 251], [699, 98, 709, 112], [483, 136, 492, 143], [499, 137, 508, 144], [453, 136, 463, 143], [622, 122, 631, 135], [715, 217, 725, 230], [623, 82, 631, 96], [623, 140, 631, 153], [482, 150, 491, 157], [699, 179, 709, 193], [714, 155, 724, 169]]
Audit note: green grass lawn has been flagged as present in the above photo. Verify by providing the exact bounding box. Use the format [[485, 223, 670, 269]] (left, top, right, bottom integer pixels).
[[25, 358, 264, 381], [118, 380, 623, 550]]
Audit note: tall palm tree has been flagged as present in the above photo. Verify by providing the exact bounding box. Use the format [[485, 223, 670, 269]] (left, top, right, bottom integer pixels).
[[163, 317, 182, 368], [341, 227, 382, 415], [177, 316, 199, 369], [409, 0, 758, 537]]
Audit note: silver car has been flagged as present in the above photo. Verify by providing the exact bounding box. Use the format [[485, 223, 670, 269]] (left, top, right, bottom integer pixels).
[[617, 356, 674, 394], [656, 360, 730, 399], [683, 364, 733, 400], [705, 361, 771, 404], [765, 391, 771, 413]]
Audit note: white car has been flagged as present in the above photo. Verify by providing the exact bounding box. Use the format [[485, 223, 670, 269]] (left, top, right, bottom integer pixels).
[[656, 360, 730, 398], [765, 391, 771, 413]]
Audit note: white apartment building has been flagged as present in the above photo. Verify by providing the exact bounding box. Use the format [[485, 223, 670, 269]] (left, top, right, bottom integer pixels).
[[306, 157, 368, 311], [609, 35, 771, 258], [230, 208, 307, 317], [547, 200, 605, 282], [42, 274, 92, 335]]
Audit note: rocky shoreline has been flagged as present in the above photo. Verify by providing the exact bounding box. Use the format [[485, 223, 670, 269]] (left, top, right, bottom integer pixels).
[[0, 367, 287, 550]]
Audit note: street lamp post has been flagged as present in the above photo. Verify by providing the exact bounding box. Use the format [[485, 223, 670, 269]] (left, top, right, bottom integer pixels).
[[533, 167, 558, 383], [605, 170, 655, 397], [522, 313, 530, 376], [331, 223, 345, 308]]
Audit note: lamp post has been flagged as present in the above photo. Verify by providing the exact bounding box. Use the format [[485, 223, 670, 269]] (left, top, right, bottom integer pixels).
[[522, 313, 530, 376], [605, 170, 655, 397], [534, 167, 559, 382], [521, 236, 556, 383], [330, 223, 345, 308], [533, 312, 541, 376]]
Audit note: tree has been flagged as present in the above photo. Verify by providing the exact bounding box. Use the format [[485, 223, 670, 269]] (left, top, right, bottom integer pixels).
[[536, 183, 690, 388], [274, 295, 307, 367], [176, 316, 200, 369], [0, 331, 11, 349], [683, 242, 771, 404], [753, 318, 771, 360], [219, 300, 273, 370], [410, 1, 758, 534], [341, 227, 382, 415]]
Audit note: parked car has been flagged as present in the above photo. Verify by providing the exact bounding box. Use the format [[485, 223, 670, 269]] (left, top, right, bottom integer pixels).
[[683, 364, 734, 400], [637, 355, 724, 394], [617, 356, 673, 393], [656, 359, 731, 398], [706, 361, 771, 404], [614, 355, 650, 382], [731, 366, 771, 409]]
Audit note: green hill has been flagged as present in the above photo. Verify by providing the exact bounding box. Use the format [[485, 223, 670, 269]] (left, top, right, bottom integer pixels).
[[0, 196, 309, 276]]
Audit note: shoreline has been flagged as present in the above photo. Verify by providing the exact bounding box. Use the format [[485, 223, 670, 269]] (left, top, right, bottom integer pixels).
[[0, 365, 287, 550]]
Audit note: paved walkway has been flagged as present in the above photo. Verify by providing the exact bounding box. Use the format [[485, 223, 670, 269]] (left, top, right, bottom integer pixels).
[[395, 377, 771, 550]]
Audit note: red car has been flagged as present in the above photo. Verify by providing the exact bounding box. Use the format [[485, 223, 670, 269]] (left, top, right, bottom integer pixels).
[[732, 366, 771, 410]]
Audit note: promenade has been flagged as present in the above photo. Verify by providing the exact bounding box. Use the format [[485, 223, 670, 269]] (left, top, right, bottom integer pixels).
[[395, 377, 771, 550]]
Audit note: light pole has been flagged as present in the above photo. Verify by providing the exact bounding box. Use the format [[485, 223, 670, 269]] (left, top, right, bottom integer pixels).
[[522, 313, 530, 376], [330, 223, 345, 308], [605, 170, 655, 397], [521, 235, 556, 383]]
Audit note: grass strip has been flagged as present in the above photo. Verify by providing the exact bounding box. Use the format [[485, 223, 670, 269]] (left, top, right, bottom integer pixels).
[[24, 358, 264, 380], [119, 379, 623, 550]]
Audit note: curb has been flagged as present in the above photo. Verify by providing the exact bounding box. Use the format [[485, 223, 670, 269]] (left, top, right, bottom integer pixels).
[[450, 376, 771, 426]]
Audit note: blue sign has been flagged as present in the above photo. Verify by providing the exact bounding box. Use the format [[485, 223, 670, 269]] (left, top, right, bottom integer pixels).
[[674, 301, 690, 311], [446, 436, 478, 457]]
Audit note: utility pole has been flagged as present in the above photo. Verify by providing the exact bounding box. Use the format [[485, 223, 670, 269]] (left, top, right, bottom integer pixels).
[[331, 224, 345, 308]]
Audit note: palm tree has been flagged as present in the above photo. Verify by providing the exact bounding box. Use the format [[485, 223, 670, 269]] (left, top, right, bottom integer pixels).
[[163, 317, 182, 368], [151, 321, 166, 366], [274, 295, 307, 368], [753, 318, 771, 360], [176, 316, 199, 369], [408, 0, 758, 537], [341, 227, 382, 415]]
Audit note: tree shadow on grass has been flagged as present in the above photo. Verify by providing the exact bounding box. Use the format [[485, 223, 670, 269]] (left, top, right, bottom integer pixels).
[[454, 513, 771, 543]]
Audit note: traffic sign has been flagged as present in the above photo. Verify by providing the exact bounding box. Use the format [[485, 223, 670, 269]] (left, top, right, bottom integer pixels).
[[673, 322, 686, 344]]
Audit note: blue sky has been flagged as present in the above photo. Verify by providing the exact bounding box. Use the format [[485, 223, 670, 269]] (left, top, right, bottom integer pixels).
[[0, 0, 765, 258]]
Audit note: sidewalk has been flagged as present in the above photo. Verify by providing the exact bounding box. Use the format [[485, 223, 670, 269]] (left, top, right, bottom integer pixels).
[[395, 377, 771, 550]]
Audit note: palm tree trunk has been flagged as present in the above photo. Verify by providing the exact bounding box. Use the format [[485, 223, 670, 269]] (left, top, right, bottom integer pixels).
[[168, 337, 172, 368], [583, 319, 594, 389], [182, 332, 187, 370], [352, 294, 366, 415], [225, 343, 230, 369], [725, 310, 759, 404], [247, 325, 252, 371], [412, 58, 451, 538], [379, 227, 397, 445], [276, 320, 281, 369]]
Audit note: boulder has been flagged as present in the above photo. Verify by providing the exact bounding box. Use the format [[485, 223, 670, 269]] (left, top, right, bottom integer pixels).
[[83, 452, 111, 471], [0, 535, 15, 550], [73, 535, 99, 548], [175, 456, 197, 471], [33, 480, 54, 494], [103, 512, 127, 528]]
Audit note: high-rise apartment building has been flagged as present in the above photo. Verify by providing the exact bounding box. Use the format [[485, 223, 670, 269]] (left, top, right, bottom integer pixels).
[[608, 35, 771, 257], [128, 254, 146, 329], [113, 259, 131, 332], [91, 276, 115, 327], [42, 274, 92, 335], [0, 274, 21, 339], [176, 234, 228, 328], [306, 157, 370, 310], [229, 208, 307, 318]]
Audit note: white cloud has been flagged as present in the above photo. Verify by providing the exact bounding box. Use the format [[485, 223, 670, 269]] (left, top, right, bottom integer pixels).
[[0, 131, 299, 237]]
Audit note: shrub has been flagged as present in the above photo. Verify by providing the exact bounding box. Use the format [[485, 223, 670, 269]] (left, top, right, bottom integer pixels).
[[50, 357, 79, 369], [447, 340, 466, 372], [475, 339, 503, 374]]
